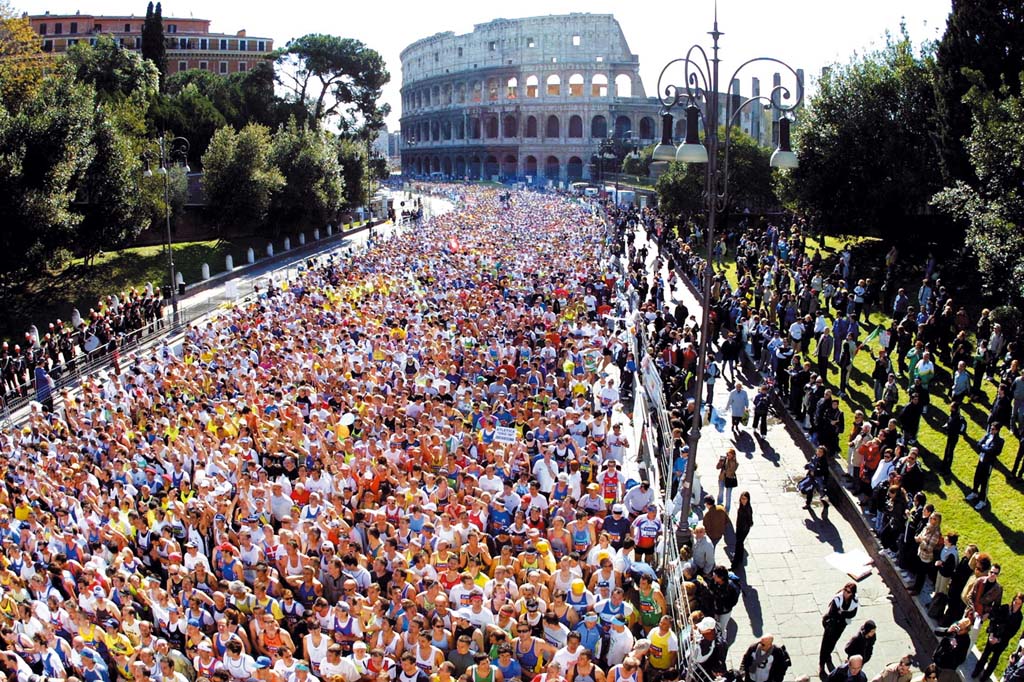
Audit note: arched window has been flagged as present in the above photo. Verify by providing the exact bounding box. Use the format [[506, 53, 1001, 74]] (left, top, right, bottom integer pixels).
[[502, 154, 518, 178], [639, 116, 655, 141], [614, 74, 632, 97], [456, 83, 465, 103], [487, 77, 499, 101], [591, 115, 607, 139], [471, 81, 482, 103], [545, 115, 559, 138], [503, 115, 518, 138], [568, 115, 583, 138], [443, 84, 452, 104], [431, 120, 440, 141], [484, 154, 499, 179], [469, 117, 481, 139], [506, 77, 518, 99], [569, 73, 584, 97], [525, 116, 538, 138], [545, 156, 560, 179], [524, 155, 538, 177], [614, 115, 631, 138], [485, 116, 498, 138], [546, 74, 561, 97], [567, 156, 584, 179], [526, 75, 539, 98]]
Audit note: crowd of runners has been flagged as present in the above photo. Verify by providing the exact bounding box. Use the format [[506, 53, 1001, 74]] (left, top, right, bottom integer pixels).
[[0, 188, 694, 682]]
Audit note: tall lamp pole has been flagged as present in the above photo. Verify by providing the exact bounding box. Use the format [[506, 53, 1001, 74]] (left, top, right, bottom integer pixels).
[[650, 6, 801, 545], [144, 136, 190, 326]]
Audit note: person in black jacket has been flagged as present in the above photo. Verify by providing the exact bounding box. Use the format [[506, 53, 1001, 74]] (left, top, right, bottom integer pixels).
[[826, 655, 867, 682], [943, 402, 967, 472], [969, 422, 1005, 510], [843, 620, 876, 665], [804, 446, 831, 511], [819, 583, 859, 675], [943, 544, 980, 626], [897, 394, 925, 446], [973, 592, 1024, 679], [732, 491, 754, 571], [740, 635, 790, 682], [933, 618, 972, 682]]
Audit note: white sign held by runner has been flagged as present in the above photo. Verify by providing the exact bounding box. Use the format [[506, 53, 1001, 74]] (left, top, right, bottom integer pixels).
[[493, 426, 518, 444]]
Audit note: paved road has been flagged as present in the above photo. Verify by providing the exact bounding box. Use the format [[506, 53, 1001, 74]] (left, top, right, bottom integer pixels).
[[633, 228, 919, 679]]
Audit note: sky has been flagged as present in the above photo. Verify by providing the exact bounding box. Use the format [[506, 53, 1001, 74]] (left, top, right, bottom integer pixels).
[[21, 0, 953, 129]]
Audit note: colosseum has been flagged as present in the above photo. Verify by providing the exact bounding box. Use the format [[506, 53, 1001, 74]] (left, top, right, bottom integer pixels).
[[399, 13, 800, 184], [399, 13, 666, 183]]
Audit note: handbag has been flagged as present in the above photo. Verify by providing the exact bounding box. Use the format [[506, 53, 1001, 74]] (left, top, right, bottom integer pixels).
[[724, 476, 738, 488]]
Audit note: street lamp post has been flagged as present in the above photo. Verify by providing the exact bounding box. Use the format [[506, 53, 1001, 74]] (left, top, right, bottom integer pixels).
[[144, 136, 190, 326], [650, 7, 802, 545]]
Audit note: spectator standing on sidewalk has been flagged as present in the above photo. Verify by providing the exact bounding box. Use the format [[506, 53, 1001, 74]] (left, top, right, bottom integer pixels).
[[827, 655, 867, 682], [739, 634, 791, 682], [701, 496, 729, 548], [726, 383, 750, 435], [843, 621, 877, 666], [716, 449, 739, 510], [932, 619, 972, 682], [752, 384, 771, 437], [731, 492, 754, 572], [942, 403, 967, 473], [972, 591, 1024, 680], [868, 655, 914, 682], [819, 583, 859, 676]]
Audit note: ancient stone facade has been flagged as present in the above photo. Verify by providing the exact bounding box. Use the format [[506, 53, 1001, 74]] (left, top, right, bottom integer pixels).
[[399, 14, 664, 183]]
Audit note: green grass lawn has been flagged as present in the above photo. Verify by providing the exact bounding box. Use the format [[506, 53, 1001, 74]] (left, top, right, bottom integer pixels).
[[719, 231, 1021, 672], [0, 237, 267, 343]]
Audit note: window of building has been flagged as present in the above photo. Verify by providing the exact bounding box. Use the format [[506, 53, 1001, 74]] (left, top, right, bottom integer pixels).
[[67, 38, 77, 46], [54, 22, 62, 35], [70, 22, 78, 34], [220, 38, 227, 50], [93, 23, 101, 32], [551, 57, 557, 63], [527, 37, 535, 48], [572, 35, 581, 46], [239, 39, 247, 51], [118, 37, 125, 47], [257, 40, 265, 51], [238, 62, 247, 72], [199, 38, 207, 49], [199, 61, 208, 70], [596, 56, 604, 62], [134, 37, 141, 48], [89, 38, 96, 46], [124, 23, 131, 32], [179, 37, 188, 49], [42, 39, 52, 52], [220, 61, 228, 74], [434, 52, 439, 62], [457, 46, 463, 57], [39, 23, 47, 35], [178, 61, 187, 71], [488, 41, 496, 51], [167, 24, 177, 33]]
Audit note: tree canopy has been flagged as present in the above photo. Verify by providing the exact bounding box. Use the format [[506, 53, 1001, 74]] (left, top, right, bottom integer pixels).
[[933, 80, 1024, 303], [0, 0, 44, 111], [274, 34, 390, 135], [932, 0, 1024, 185], [780, 33, 941, 234], [202, 124, 285, 233], [141, 1, 167, 86]]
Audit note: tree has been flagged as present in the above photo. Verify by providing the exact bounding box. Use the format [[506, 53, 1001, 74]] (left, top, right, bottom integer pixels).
[[148, 84, 228, 163], [274, 34, 390, 129], [656, 127, 776, 227], [267, 120, 344, 234], [202, 124, 284, 232], [0, 76, 96, 278], [780, 32, 941, 234], [164, 61, 297, 131], [0, 0, 44, 111], [621, 145, 653, 177], [75, 108, 148, 264], [336, 138, 366, 207], [932, 0, 1024, 185], [141, 1, 167, 86], [933, 80, 1024, 303]]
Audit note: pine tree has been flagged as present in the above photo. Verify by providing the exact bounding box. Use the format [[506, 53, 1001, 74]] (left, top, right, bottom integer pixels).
[[932, 0, 1024, 185], [141, 1, 166, 86]]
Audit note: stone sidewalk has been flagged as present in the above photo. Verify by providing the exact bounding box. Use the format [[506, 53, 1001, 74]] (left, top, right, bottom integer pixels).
[[636, 231, 919, 678]]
